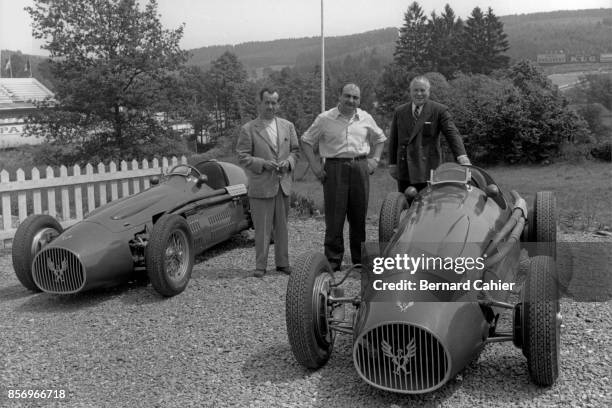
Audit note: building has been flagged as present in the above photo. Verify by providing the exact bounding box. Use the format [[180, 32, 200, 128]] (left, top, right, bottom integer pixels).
[[600, 53, 612, 63], [537, 53, 567, 64], [0, 78, 54, 148]]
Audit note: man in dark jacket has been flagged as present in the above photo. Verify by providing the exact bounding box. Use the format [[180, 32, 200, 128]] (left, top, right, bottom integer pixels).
[[388, 76, 471, 192]]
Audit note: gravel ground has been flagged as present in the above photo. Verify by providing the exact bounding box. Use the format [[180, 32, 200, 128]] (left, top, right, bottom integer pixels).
[[1, 218, 611, 408]]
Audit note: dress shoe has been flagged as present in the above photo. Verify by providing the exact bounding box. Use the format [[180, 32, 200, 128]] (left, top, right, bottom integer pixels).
[[253, 269, 266, 278], [276, 266, 292, 275]]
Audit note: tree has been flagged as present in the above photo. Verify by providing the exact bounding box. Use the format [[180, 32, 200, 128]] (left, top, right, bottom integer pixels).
[[483, 8, 510, 71], [394, 2, 430, 71], [446, 61, 592, 164], [461, 7, 488, 74], [204, 51, 254, 133], [25, 0, 189, 163], [375, 63, 416, 119], [462, 7, 510, 74], [427, 5, 464, 78]]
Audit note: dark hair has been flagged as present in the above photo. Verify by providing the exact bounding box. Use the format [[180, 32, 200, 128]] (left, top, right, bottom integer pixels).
[[259, 87, 279, 101], [339, 83, 360, 95]]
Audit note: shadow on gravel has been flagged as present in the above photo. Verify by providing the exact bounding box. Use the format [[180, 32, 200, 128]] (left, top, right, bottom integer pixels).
[[195, 234, 254, 263], [241, 343, 308, 385], [0, 284, 36, 302], [192, 267, 252, 280], [14, 280, 163, 312]]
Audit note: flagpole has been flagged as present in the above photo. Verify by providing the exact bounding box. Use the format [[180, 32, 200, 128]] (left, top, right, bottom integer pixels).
[[320, 0, 325, 113]]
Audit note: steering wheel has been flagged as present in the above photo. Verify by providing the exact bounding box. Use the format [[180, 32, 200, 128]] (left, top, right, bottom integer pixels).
[[468, 168, 488, 190], [168, 164, 202, 179]]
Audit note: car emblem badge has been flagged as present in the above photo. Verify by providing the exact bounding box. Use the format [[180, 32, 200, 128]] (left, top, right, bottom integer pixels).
[[381, 338, 416, 375], [48, 258, 68, 282], [396, 301, 414, 312]]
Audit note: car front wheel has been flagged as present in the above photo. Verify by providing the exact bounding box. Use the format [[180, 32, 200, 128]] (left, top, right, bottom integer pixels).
[[146, 214, 194, 297], [12, 214, 63, 292], [522, 255, 560, 386], [286, 251, 336, 369]]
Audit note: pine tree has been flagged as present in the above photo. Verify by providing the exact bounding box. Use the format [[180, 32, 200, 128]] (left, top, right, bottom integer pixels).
[[484, 7, 510, 71], [462, 7, 489, 74], [394, 1, 430, 71], [427, 4, 464, 78], [204, 51, 251, 132], [462, 6, 510, 74]]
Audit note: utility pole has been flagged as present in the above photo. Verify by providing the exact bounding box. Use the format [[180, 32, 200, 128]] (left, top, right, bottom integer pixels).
[[320, 0, 325, 113]]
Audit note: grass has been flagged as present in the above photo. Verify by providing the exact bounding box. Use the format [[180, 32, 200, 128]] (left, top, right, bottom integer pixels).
[[290, 159, 612, 232]]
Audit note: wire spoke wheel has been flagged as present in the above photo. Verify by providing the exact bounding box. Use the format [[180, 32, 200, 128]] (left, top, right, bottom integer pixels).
[[146, 214, 194, 297], [164, 230, 190, 283]]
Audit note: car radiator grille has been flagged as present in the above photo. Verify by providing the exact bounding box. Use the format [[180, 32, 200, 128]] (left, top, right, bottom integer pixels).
[[353, 323, 450, 393], [32, 248, 85, 294]]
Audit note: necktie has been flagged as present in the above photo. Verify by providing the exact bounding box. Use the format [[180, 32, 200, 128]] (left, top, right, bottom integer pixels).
[[414, 105, 421, 119]]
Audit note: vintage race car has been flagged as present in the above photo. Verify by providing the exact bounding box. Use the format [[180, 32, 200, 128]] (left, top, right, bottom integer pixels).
[[12, 160, 251, 297], [286, 162, 559, 393]]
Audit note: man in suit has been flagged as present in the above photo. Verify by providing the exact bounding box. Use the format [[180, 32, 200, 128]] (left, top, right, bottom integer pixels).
[[388, 76, 471, 192], [236, 88, 300, 277]]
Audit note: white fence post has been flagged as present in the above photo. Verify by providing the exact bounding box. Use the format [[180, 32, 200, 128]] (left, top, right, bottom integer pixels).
[[1, 170, 11, 232]]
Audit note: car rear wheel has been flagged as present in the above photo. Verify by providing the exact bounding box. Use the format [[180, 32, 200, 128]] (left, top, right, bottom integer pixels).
[[286, 251, 336, 369], [12, 214, 63, 292], [379, 192, 408, 245], [527, 191, 557, 258], [522, 255, 560, 386], [146, 214, 194, 297]]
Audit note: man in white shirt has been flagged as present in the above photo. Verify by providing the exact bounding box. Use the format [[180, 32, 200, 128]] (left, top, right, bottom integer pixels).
[[301, 83, 386, 271]]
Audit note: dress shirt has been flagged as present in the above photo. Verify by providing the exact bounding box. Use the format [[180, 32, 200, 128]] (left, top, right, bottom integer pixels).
[[262, 118, 278, 150], [301, 107, 386, 158]]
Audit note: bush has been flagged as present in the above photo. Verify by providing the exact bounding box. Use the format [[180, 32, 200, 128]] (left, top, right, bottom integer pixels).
[[289, 191, 322, 217], [591, 141, 612, 162]]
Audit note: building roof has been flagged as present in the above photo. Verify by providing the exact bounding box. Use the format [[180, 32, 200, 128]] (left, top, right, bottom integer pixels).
[[0, 78, 54, 109]]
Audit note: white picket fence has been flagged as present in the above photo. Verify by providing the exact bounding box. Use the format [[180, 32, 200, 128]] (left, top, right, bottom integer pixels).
[[0, 155, 187, 247]]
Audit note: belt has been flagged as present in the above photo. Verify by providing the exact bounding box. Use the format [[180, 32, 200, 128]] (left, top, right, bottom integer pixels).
[[326, 155, 367, 162]]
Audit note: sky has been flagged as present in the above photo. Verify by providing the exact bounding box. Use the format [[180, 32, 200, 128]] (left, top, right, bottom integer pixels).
[[1, 0, 611, 54]]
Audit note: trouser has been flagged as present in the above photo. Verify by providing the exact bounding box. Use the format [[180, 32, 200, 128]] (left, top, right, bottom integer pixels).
[[397, 180, 427, 193], [323, 158, 369, 269], [250, 192, 290, 271]]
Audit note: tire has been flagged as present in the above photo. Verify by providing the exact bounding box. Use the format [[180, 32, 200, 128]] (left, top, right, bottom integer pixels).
[[286, 251, 335, 369], [528, 191, 557, 258], [379, 192, 408, 244], [146, 214, 194, 297], [12, 214, 63, 292], [522, 256, 560, 386]]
